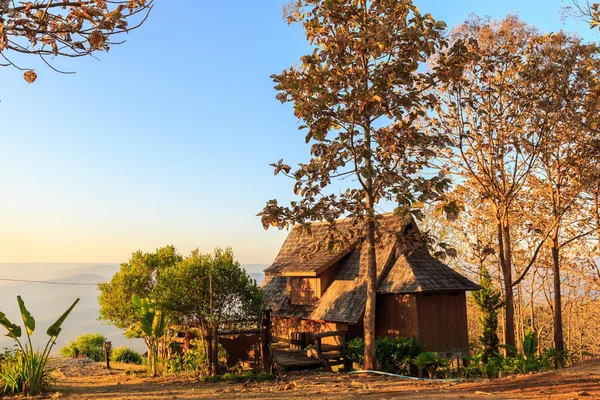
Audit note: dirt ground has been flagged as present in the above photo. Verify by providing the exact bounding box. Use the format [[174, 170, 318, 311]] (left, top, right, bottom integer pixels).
[[6, 358, 600, 399]]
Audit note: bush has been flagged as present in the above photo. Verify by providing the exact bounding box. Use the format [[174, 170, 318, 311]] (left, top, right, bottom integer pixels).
[[346, 337, 425, 375], [346, 337, 365, 365], [60, 333, 106, 362], [1, 350, 55, 395], [111, 347, 142, 364], [0, 296, 79, 396]]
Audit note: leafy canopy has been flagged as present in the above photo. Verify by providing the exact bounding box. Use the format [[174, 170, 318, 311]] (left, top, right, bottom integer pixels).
[[98, 245, 182, 329], [154, 247, 263, 329]]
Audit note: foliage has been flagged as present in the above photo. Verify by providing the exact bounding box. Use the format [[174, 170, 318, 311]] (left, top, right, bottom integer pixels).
[[0, 350, 55, 395], [60, 333, 107, 362], [259, 0, 458, 370], [99, 246, 182, 329], [154, 247, 263, 329], [472, 267, 503, 363], [124, 295, 170, 377], [414, 352, 440, 378], [0, 296, 79, 395], [347, 337, 425, 375], [164, 343, 228, 376], [110, 347, 142, 365], [346, 338, 365, 366], [201, 371, 274, 384], [0, 1, 153, 82], [375, 337, 425, 375]]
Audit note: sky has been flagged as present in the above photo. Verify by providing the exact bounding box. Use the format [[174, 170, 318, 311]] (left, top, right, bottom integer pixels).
[[0, 0, 597, 267]]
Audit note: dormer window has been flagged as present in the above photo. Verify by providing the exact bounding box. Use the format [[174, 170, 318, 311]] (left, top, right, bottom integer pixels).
[[289, 277, 320, 305]]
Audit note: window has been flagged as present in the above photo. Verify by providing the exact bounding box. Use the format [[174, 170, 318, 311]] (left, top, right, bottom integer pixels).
[[289, 277, 320, 304]]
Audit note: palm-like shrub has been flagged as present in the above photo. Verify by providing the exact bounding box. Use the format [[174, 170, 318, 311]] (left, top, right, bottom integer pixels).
[[0, 296, 79, 396], [124, 295, 169, 377]]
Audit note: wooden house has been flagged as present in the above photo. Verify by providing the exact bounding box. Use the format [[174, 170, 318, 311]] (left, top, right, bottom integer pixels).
[[261, 213, 480, 356]]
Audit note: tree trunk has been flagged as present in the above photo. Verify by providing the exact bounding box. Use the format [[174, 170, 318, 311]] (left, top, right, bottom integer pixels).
[[363, 208, 377, 370], [501, 221, 516, 351], [551, 235, 564, 353]]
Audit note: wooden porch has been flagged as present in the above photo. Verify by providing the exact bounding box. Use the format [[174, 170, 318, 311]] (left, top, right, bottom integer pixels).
[[270, 331, 351, 373]]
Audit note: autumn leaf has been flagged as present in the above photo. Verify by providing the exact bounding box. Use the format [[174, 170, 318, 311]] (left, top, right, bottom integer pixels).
[[23, 70, 37, 83]]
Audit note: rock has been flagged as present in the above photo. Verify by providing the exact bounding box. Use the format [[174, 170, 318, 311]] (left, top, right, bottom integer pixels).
[[577, 391, 591, 397], [474, 391, 494, 396]]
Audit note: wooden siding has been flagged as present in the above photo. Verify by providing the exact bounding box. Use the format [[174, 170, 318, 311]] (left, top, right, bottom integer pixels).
[[271, 316, 348, 347], [375, 294, 419, 339], [416, 291, 469, 352]]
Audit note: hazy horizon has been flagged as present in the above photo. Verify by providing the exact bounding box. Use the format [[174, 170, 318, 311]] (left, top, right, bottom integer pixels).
[[0, 263, 266, 355]]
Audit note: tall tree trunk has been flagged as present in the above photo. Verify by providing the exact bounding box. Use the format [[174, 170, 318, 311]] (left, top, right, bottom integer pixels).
[[551, 234, 564, 353], [363, 212, 377, 370], [362, 114, 376, 369], [501, 220, 516, 351]]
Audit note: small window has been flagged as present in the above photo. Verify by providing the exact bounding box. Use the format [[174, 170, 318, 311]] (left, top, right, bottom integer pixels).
[[289, 277, 320, 305]]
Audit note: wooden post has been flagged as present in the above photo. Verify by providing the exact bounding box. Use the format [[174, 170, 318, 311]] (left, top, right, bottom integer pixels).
[[209, 327, 218, 376], [260, 309, 271, 372], [103, 341, 112, 370]]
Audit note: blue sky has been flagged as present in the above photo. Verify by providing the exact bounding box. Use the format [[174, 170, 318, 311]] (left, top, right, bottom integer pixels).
[[0, 0, 596, 265]]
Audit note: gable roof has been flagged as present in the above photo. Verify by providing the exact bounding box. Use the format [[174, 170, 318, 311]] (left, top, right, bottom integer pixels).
[[377, 251, 481, 293], [261, 213, 480, 324]]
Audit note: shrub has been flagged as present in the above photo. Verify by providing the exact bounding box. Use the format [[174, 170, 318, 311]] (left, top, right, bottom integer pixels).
[[0, 296, 79, 396], [346, 338, 365, 365], [111, 347, 142, 364], [346, 336, 425, 375], [375, 336, 425, 374], [60, 333, 106, 362], [1, 350, 55, 395]]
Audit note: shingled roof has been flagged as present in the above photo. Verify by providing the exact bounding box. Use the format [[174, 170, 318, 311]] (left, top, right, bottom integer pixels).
[[261, 213, 480, 324]]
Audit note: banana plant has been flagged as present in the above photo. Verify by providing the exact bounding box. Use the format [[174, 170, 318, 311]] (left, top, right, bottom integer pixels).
[[522, 328, 540, 373], [124, 295, 169, 377], [0, 296, 79, 395]]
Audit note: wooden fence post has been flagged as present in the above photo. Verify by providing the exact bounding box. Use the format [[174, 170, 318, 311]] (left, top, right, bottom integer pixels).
[[208, 327, 218, 376], [260, 309, 271, 372]]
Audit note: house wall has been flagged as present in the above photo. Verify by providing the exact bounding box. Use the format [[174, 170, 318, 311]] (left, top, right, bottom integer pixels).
[[271, 316, 348, 346], [375, 294, 419, 339], [416, 291, 469, 353]]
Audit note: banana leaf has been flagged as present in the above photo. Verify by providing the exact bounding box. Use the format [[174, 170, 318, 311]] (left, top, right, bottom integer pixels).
[[0, 311, 22, 339], [47, 298, 80, 339], [17, 296, 35, 336]]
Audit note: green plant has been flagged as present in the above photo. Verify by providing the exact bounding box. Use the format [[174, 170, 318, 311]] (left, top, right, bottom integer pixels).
[[0, 296, 79, 396], [414, 352, 438, 378], [111, 347, 142, 364], [124, 295, 170, 377], [472, 267, 503, 363], [164, 354, 184, 375], [347, 337, 425, 375], [201, 375, 221, 383], [346, 337, 365, 366], [376, 337, 425, 375], [60, 333, 107, 362]]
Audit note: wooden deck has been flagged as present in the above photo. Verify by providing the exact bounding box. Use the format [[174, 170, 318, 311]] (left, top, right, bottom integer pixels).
[[271, 344, 325, 372]]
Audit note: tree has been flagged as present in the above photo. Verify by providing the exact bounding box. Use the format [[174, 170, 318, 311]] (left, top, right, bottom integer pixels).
[[472, 267, 503, 363], [259, 0, 454, 369], [124, 295, 169, 377], [154, 247, 263, 334], [518, 32, 600, 353], [569, 1, 600, 30], [0, 0, 153, 82], [60, 333, 107, 361], [433, 15, 553, 350], [98, 246, 182, 329]]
